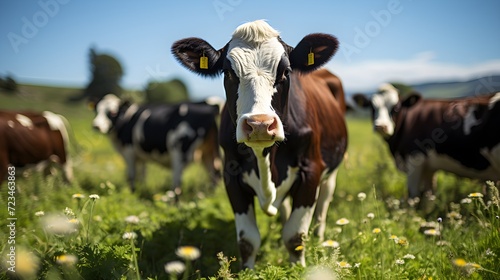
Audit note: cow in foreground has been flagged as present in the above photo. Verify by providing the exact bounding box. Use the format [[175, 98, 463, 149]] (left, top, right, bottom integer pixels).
[[0, 110, 73, 184], [172, 20, 348, 268], [92, 94, 221, 194], [353, 83, 500, 200]]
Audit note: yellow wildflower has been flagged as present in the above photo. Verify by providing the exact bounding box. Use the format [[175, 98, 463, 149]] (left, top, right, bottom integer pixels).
[[295, 245, 304, 251], [336, 218, 350, 226], [321, 240, 339, 248], [176, 246, 201, 261], [56, 254, 78, 266], [337, 261, 351, 268], [452, 258, 467, 267]]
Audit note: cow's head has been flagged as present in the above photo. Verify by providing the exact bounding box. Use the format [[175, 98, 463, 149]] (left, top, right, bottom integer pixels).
[[370, 83, 400, 137], [171, 20, 338, 149], [352, 83, 421, 138], [92, 94, 122, 134]]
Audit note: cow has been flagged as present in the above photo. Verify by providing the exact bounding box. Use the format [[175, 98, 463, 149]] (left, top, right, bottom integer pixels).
[[92, 94, 222, 194], [0, 110, 73, 184], [352, 83, 500, 201], [171, 20, 348, 268]]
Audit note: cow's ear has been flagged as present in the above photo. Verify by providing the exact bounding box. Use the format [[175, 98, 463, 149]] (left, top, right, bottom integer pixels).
[[171, 38, 226, 78], [351, 93, 371, 108], [401, 93, 422, 108], [289, 33, 339, 73]]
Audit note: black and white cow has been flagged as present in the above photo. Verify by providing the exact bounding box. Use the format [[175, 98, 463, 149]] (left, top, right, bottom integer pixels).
[[353, 83, 500, 199], [92, 94, 221, 194], [172, 20, 348, 268]]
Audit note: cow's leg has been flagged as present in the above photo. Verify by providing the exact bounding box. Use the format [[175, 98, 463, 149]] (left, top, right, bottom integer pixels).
[[279, 196, 291, 227], [234, 204, 260, 269], [122, 147, 137, 192], [225, 161, 260, 269], [419, 169, 436, 214], [407, 162, 436, 212], [135, 160, 146, 185], [282, 171, 322, 266], [170, 147, 184, 197], [282, 204, 316, 266], [313, 169, 338, 241], [407, 163, 425, 199], [62, 158, 74, 183]]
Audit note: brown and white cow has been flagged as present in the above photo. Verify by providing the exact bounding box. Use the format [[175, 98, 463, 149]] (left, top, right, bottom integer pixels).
[[0, 110, 73, 184], [353, 83, 500, 199], [172, 20, 348, 268]]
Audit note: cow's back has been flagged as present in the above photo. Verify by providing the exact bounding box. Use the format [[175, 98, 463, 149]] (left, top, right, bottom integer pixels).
[[115, 102, 220, 165], [0, 113, 53, 166]]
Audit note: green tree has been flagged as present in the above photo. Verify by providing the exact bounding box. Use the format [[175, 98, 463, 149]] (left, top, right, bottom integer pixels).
[[144, 78, 190, 104], [0, 74, 18, 93], [73, 47, 124, 103]]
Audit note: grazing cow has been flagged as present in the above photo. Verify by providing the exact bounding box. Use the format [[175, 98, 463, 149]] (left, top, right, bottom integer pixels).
[[92, 94, 222, 193], [0, 110, 73, 184], [172, 20, 348, 268], [353, 83, 500, 199]]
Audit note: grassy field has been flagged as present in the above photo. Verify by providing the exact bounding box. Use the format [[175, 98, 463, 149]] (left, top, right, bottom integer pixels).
[[0, 85, 499, 279]]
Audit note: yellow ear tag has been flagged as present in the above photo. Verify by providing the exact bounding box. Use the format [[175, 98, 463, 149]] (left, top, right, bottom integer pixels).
[[307, 50, 314, 66], [200, 52, 208, 69]]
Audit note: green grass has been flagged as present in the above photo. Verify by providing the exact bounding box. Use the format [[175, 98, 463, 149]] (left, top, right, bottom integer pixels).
[[1, 86, 499, 279]]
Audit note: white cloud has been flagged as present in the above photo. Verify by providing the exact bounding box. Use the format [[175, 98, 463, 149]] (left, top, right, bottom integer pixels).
[[330, 53, 500, 93]]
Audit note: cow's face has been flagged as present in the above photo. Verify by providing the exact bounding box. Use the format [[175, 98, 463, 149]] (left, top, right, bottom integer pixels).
[[92, 94, 121, 134], [370, 83, 400, 138], [172, 20, 338, 150], [223, 23, 290, 149]]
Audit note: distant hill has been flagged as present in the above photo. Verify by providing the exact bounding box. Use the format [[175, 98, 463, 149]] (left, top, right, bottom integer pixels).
[[409, 75, 500, 98]]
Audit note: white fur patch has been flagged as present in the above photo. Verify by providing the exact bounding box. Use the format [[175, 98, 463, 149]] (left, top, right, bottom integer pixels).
[[273, 166, 299, 210], [167, 121, 196, 148], [489, 92, 500, 109], [93, 94, 121, 134], [179, 104, 188, 116], [123, 104, 139, 121], [371, 83, 399, 136], [242, 149, 277, 216], [463, 106, 481, 135], [133, 109, 151, 144], [15, 114, 33, 129]]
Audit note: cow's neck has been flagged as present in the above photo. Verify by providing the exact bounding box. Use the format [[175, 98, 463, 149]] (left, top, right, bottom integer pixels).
[[251, 147, 278, 216], [112, 103, 132, 132], [387, 107, 409, 155]]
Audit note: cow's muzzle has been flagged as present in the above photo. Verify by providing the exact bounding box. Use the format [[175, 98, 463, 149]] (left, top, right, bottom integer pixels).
[[237, 114, 284, 147]]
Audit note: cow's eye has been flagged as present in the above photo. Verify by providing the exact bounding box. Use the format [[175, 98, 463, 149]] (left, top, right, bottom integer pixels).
[[107, 110, 117, 118], [284, 67, 292, 77], [277, 67, 292, 84]]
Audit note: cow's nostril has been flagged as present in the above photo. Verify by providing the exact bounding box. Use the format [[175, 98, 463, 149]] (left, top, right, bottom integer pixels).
[[374, 125, 387, 133], [243, 119, 254, 134], [267, 118, 278, 133]]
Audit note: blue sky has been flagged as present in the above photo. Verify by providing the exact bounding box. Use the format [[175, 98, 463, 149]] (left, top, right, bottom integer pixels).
[[1, 0, 499, 99]]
